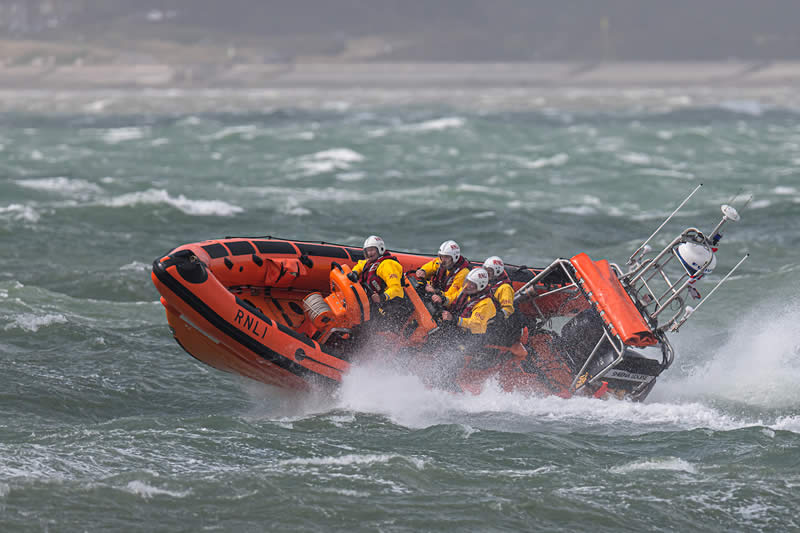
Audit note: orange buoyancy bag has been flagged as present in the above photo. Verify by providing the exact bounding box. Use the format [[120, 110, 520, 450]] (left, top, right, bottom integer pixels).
[[570, 253, 657, 347], [264, 257, 309, 288]]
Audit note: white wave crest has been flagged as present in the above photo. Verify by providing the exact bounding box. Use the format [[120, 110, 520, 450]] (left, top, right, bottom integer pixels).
[[210, 125, 260, 141], [104, 189, 243, 216], [4, 313, 67, 332], [771, 416, 800, 433], [281, 453, 425, 469], [124, 481, 191, 499], [610, 457, 697, 474], [311, 148, 364, 163], [15, 177, 104, 197], [401, 117, 465, 132], [718, 99, 766, 116], [618, 152, 653, 165], [520, 153, 569, 169], [102, 127, 148, 144], [0, 204, 40, 222], [335, 171, 366, 182], [295, 148, 365, 176], [119, 261, 152, 272]]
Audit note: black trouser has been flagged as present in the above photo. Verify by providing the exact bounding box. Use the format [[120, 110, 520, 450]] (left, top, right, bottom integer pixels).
[[368, 295, 414, 331]]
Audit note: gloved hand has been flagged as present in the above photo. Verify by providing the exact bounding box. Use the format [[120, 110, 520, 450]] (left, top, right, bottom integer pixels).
[[347, 271, 358, 282]]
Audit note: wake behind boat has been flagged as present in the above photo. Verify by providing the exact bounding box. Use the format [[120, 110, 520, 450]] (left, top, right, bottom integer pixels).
[[151, 186, 747, 401]]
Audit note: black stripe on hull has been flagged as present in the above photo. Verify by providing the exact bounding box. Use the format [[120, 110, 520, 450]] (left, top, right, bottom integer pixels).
[[153, 259, 339, 388]]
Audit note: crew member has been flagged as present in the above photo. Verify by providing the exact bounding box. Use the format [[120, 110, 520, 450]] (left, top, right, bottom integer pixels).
[[349, 235, 404, 305], [415, 240, 470, 306], [441, 268, 497, 334], [483, 256, 514, 318]]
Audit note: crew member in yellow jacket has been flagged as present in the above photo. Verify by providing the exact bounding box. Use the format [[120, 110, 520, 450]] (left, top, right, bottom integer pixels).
[[441, 268, 497, 334], [414, 240, 470, 306], [483, 255, 514, 318], [349, 235, 404, 304]]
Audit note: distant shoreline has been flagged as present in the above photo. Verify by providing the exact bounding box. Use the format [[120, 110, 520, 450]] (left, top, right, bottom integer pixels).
[[2, 62, 800, 89]]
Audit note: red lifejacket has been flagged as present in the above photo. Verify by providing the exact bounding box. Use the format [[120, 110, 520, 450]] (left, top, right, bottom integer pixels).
[[489, 272, 512, 310], [360, 252, 400, 295], [431, 256, 469, 293], [489, 271, 511, 290], [450, 287, 495, 318]]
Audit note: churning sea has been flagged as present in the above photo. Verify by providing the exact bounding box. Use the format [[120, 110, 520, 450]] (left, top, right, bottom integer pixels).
[[1, 85, 799, 532]]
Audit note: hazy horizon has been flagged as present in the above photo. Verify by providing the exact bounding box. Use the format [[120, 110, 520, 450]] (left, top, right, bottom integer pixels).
[[1, 0, 799, 63]]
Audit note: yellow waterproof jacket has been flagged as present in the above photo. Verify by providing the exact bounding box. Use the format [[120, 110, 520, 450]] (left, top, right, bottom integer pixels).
[[419, 258, 469, 305], [493, 283, 515, 318], [352, 257, 404, 300], [455, 296, 497, 334]]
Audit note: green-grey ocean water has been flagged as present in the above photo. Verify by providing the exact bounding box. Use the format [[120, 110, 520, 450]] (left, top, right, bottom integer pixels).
[[1, 87, 800, 532]]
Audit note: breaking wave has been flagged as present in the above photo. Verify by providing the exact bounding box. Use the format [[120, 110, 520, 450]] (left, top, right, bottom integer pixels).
[[103, 189, 243, 216]]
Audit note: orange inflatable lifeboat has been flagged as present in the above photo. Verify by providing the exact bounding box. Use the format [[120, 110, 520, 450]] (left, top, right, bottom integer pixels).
[[152, 193, 745, 402], [152, 237, 549, 391]]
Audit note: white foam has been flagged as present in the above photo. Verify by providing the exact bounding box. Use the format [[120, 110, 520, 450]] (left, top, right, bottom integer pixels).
[[0, 204, 40, 222], [319, 487, 370, 498], [124, 481, 191, 499], [310, 148, 364, 163], [119, 261, 151, 272], [0, 482, 9, 497], [520, 153, 569, 169], [656, 297, 800, 409], [15, 177, 103, 197], [83, 99, 110, 112], [557, 205, 596, 216], [335, 171, 366, 182], [104, 189, 243, 216], [774, 186, 797, 195], [4, 313, 67, 332], [287, 131, 315, 141], [210, 125, 260, 141], [719, 99, 766, 116], [610, 457, 697, 475], [102, 127, 147, 144], [281, 196, 311, 216], [749, 199, 771, 209], [771, 416, 800, 433], [401, 117, 465, 132], [281, 453, 425, 470], [638, 168, 695, 180], [618, 152, 653, 165], [455, 184, 513, 197], [336, 364, 743, 432], [294, 148, 365, 176]]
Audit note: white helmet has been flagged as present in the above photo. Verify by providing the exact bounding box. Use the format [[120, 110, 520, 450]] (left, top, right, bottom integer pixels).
[[363, 235, 385, 256], [465, 268, 489, 292], [438, 240, 461, 261], [675, 242, 716, 278], [483, 256, 505, 278]]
